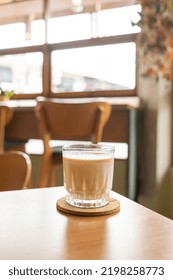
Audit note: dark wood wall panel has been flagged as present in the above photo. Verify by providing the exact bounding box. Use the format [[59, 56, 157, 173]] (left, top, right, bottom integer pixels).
[[103, 109, 129, 142], [5, 105, 130, 143], [6, 110, 40, 141]]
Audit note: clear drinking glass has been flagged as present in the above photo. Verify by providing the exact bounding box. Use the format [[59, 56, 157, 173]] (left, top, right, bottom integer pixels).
[[62, 144, 115, 208]]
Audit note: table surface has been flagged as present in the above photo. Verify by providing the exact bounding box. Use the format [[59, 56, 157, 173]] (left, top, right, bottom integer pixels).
[[0, 187, 173, 260], [0, 97, 140, 109]]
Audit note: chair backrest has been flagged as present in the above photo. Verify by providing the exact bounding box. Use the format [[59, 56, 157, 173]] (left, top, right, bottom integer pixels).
[[0, 106, 13, 153], [35, 97, 111, 146], [0, 151, 32, 191]]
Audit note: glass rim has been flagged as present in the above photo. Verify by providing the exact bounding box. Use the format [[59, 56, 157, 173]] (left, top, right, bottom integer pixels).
[[62, 143, 115, 153]]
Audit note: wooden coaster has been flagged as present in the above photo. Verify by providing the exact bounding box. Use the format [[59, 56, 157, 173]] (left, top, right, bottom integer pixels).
[[56, 197, 120, 216]]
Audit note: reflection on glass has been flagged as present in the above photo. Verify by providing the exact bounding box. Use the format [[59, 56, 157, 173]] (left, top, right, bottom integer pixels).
[[63, 216, 108, 260], [0, 53, 43, 94], [51, 43, 136, 93]]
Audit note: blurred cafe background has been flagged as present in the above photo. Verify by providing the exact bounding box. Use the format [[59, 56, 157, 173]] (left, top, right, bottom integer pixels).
[[0, 0, 173, 219]]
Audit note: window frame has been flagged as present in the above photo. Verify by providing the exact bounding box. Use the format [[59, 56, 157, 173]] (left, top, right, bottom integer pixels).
[[49, 33, 138, 98], [0, 0, 139, 99]]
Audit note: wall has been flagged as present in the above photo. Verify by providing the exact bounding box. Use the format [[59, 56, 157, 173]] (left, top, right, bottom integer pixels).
[[138, 77, 173, 219]]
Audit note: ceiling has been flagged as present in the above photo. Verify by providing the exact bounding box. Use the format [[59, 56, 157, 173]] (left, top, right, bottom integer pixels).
[[0, 0, 136, 25]]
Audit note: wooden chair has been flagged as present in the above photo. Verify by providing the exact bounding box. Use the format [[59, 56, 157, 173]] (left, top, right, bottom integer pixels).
[[0, 106, 13, 154], [0, 105, 27, 153], [0, 151, 32, 191], [35, 97, 112, 188]]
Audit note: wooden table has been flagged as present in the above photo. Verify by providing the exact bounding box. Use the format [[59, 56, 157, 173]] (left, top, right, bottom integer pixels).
[[0, 187, 172, 260]]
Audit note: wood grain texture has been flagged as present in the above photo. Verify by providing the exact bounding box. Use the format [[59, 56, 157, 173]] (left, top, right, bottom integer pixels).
[[5, 100, 138, 143], [0, 187, 172, 260], [0, 151, 32, 191]]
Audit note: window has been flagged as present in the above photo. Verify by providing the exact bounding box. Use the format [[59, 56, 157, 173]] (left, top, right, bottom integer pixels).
[[0, 0, 141, 97], [97, 5, 141, 37], [0, 20, 45, 49], [0, 53, 43, 94], [47, 13, 92, 43], [51, 43, 136, 93]]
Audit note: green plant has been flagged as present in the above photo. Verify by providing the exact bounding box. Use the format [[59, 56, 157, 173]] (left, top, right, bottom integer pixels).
[[0, 87, 14, 99]]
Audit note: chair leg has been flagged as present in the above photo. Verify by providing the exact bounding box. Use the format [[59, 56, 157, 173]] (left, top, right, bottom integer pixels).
[[26, 177, 33, 189], [38, 155, 53, 188], [49, 163, 57, 187]]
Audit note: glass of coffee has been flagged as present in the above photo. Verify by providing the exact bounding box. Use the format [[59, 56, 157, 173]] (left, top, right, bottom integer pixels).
[[62, 144, 115, 208]]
